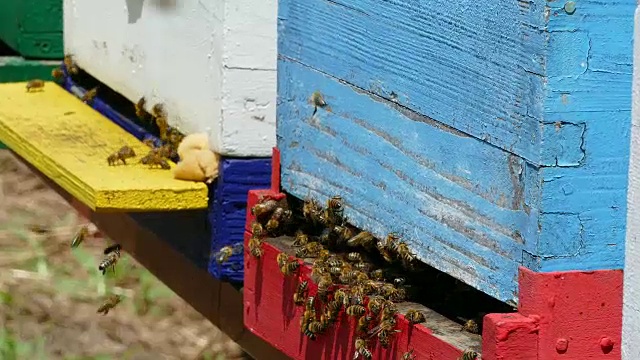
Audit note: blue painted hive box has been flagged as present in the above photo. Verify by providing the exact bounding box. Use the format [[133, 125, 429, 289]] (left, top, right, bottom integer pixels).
[[276, 0, 634, 302]]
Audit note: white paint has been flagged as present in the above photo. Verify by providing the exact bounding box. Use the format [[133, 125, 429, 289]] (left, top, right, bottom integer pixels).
[[623, 6, 640, 359], [63, 0, 277, 157]]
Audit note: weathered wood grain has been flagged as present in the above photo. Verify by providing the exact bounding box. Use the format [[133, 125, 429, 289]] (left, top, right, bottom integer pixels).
[[278, 0, 547, 162], [277, 60, 535, 302]]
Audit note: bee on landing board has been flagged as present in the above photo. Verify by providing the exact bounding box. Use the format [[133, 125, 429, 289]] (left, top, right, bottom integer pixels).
[[405, 309, 426, 324], [99, 244, 122, 275], [140, 151, 171, 170], [96, 294, 122, 315], [71, 225, 90, 248], [461, 319, 479, 334], [82, 87, 98, 104], [63, 55, 79, 75], [107, 146, 136, 166], [354, 338, 372, 360], [26, 79, 45, 92]]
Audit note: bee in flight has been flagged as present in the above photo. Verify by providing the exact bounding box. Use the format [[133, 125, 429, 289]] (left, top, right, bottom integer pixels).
[[26, 79, 45, 92], [96, 294, 122, 315], [99, 244, 122, 275], [51, 67, 64, 81], [71, 225, 90, 248]]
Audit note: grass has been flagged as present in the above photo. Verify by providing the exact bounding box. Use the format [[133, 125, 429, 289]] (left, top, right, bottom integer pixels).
[[0, 151, 243, 360]]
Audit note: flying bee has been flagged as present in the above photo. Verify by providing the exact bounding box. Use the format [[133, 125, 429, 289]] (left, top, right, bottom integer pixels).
[[402, 350, 416, 360], [251, 199, 279, 219], [458, 350, 479, 360], [461, 319, 479, 334], [214, 244, 239, 264], [107, 146, 136, 166], [26, 79, 45, 92], [357, 314, 373, 333], [292, 231, 310, 247], [347, 231, 375, 247], [96, 294, 122, 315], [354, 338, 372, 360], [71, 225, 89, 248], [51, 67, 64, 81], [248, 236, 263, 258], [82, 87, 98, 103], [99, 244, 122, 275], [346, 252, 363, 262], [405, 309, 426, 324], [346, 304, 366, 317], [276, 253, 289, 268], [293, 280, 308, 306], [281, 259, 300, 276], [63, 55, 79, 75]]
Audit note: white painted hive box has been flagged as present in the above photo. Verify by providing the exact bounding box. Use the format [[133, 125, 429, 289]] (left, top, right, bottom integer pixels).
[[63, 0, 277, 157]]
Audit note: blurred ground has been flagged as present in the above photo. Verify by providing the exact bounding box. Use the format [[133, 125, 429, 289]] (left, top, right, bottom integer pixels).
[[0, 150, 244, 360]]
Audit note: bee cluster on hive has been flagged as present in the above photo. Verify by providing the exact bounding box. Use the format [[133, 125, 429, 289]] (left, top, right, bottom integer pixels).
[[248, 194, 481, 360]]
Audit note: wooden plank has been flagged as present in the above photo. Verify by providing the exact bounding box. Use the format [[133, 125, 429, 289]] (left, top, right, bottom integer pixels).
[[623, 5, 640, 359], [0, 82, 208, 211], [243, 233, 481, 360], [277, 60, 528, 303], [278, 0, 547, 163], [63, 0, 277, 157], [18, 156, 288, 360]]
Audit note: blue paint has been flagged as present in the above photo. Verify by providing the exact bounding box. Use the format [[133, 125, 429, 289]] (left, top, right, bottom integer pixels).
[[278, 0, 548, 163], [278, 60, 533, 302], [277, 0, 634, 301], [208, 158, 272, 282]]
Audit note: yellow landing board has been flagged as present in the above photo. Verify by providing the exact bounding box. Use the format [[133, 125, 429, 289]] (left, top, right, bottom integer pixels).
[[0, 82, 208, 211]]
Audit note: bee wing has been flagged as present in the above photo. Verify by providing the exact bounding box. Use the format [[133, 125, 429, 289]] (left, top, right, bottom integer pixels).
[[104, 244, 121, 255], [366, 324, 383, 338]]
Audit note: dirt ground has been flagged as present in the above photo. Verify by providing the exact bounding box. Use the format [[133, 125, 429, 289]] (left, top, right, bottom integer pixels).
[[0, 150, 244, 360]]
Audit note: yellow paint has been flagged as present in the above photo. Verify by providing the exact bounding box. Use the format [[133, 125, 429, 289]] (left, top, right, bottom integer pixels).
[[0, 82, 208, 211]]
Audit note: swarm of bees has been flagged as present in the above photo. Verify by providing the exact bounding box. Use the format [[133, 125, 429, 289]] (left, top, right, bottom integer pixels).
[[249, 194, 426, 358], [70, 226, 125, 315]]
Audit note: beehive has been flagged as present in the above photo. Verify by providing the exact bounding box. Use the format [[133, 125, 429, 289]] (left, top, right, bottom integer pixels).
[[275, 0, 635, 304]]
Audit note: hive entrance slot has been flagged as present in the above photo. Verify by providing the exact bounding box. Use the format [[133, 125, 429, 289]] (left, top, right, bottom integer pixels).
[[0, 40, 20, 57]]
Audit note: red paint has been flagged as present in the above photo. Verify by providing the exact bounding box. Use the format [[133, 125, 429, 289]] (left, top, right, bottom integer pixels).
[[244, 222, 466, 360], [271, 147, 281, 192], [483, 267, 623, 360]]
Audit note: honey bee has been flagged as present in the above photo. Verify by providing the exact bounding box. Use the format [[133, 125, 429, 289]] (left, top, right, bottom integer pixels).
[[307, 320, 324, 337], [334, 225, 356, 241], [135, 97, 152, 122], [301, 297, 316, 335], [248, 235, 263, 258], [26, 79, 45, 92], [302, 197, 323, 225], [369, 318, 398, 348], [353, 262, 371, 272], [99, 244, 122, 275], [82, 87, 98, 103], [347, 231, 375, 247], [64, 55, 79, 75], [296, 241, 322, 258], [346, 304, 366, 317], [316, 274, 332, 299], [395, 242, 416, 264], [107, 146, 136, 166], [310, 91, 327, 117], [346, 252, 363, 262], [333, 288, 349, 306], [324, 300, 341, 323], [385, 232, 401, 248], [155, 116, 169, 141], [370, 269, 384, 281], [96, 294, 122, 315], [251, 199, 278, 218], [276, 253, 289, 268], [393, 277, 406, 287], [461, 319, 479, 334], [405, 309, 426, 324], [367, 296, 385, 315], [402, 349, 416, 360], [71, 225, 89, 248], [357, 314, 373, 333], [377, 240, 394, 263], [280, 259, 300, 276], [292, 231, 310, 247], [354, 338, 372, 360], [251, 222, 264, 237], [458, 350, 479, 360], [51, 67, 64, 80], [293, 280, 308, 306], [214, 244, 241, 264], [143, 152, 171, 170]]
